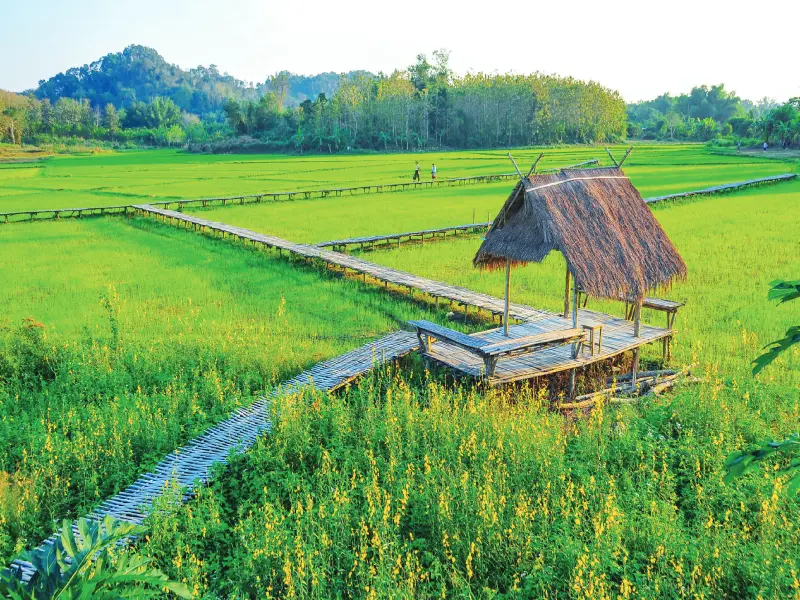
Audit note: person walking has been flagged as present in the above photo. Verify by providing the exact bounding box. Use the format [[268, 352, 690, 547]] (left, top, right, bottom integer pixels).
[[413, 161, 421, 182], [431, 163, 437, 180], [763, 141, 768, 152]]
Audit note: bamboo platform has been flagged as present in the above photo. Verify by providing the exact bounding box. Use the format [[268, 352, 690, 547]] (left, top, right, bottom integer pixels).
[[133, 204, 551, 323], [421, 310, 671, 385], [9, 331, 417, 582], [316, 221, 491, 251]]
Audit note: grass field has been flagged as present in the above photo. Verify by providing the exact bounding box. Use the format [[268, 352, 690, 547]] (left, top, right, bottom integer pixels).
[[0, 143, 795, 216], [2, 143, 799, 598], [0, 217, 462, 561]]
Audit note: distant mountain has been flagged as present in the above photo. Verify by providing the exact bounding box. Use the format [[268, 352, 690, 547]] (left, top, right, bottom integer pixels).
[[31, 45, 369, 118]]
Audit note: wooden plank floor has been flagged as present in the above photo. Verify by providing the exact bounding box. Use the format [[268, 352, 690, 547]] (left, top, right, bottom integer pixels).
[[423, 310, 671, 385], [10, 331, 416, 582]]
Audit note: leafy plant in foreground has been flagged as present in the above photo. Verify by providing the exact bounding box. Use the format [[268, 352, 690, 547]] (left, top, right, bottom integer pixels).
[[724, 278, 800, 494], [724, 434, 800, 496], [751, 279, 800, 375], [0, 516, 191, 599]]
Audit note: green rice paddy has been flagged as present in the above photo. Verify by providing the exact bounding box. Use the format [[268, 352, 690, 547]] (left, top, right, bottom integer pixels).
[[1, 143, 799, 598]]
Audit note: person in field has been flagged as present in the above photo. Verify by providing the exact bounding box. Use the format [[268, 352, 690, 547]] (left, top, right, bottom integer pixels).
[[413, 161, 421, 181], [431, 163, 437, 180], [763, 141, 768, 152]]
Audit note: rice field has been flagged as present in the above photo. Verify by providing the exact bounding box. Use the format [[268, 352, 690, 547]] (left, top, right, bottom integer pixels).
[[1, 143, 799, 598], [0, 143, 794, 216]]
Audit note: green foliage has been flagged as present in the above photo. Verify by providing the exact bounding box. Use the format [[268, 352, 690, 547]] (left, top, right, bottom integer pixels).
[[0, 216, 470, 562], [141, 369, 800, 598], [724, 435, 800, 496], [0, 516, 190, 599], [629, 87, 800, 146], [2, 144, 800, 597], [208, 66, 626, 153], [752, 279, 800, 374], [723, 278, 800, 500]]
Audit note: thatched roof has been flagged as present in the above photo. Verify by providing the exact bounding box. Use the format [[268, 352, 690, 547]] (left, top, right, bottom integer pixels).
[[473, 167, 686, 300]]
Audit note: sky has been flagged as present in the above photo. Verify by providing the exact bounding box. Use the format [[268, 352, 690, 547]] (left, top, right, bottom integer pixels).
[[1, 0, 798, 103]]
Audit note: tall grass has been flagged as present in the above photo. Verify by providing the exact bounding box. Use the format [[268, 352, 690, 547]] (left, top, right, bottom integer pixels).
[[0, 217, 463, 562], [141, 366, 800, 599]]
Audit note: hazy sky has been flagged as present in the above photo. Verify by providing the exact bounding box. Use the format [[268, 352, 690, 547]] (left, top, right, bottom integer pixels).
[[2, 0, 798, 103]]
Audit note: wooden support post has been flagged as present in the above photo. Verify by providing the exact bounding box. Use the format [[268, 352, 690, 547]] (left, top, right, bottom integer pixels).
[[563, 268, 571, 318], [503, 258, 511, 336], [571, 279, 579, 358], [631, 299, 642, 385]]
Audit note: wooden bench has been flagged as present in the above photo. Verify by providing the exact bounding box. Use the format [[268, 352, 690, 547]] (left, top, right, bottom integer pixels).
[[576, 288, 683, 360], [408, 320, 586, 377]]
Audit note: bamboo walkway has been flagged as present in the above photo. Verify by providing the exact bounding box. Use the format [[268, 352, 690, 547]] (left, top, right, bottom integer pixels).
[[316, 221, 492, 251], [0, 171, 521, 224], [644, 173, 796, 203], [3, 163, 793, 225], [133, 204, 551, 323], [9, 331, 417, 582]]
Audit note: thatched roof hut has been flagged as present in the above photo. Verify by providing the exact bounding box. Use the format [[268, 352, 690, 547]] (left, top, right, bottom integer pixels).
[[473, 167, 686, 300]]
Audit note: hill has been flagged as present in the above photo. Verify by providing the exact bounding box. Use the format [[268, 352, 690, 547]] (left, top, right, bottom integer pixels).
[[31, 45, 366, 118]]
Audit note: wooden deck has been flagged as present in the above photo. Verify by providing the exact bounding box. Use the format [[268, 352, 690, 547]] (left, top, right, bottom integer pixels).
[[9, 331, 417, 582], [422, 310, 672, 385]]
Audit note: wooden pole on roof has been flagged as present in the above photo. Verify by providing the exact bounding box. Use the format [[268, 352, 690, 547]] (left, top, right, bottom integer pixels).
[[525, 153, 545, 177], [508, 153, 526, 183], [605, 147, 619, 167], [563, 267, 571, 318], [618, 147, 633, 167], [503, 258, 511, 336]]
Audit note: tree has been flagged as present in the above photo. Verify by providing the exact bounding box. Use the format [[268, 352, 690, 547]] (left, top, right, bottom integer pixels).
[[408, 54, 433, 92], [223, 98, 246, 134], [165, 124, 186, 146], [269, 72, 291, 111], [663, 111, 682, 139], [0, 90, 29, 143], [103, 103, 120, 137], [147, 96, 181, 128]]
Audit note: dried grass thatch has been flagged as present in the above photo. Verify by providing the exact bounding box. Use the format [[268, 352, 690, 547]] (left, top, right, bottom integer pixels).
[[473, 167, 687, 300]]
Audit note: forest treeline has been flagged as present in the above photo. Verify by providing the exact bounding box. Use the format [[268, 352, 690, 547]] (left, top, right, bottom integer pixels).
[[213, 52, 626, 152], [626, 84, 800, 147], [1, 45, 798, 152]]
